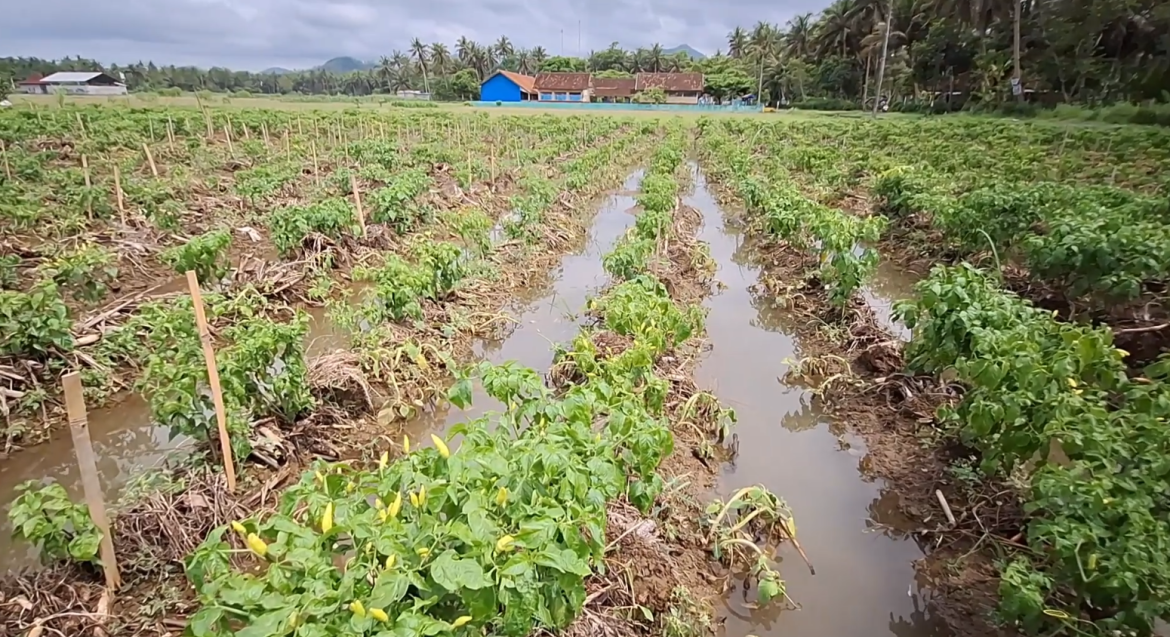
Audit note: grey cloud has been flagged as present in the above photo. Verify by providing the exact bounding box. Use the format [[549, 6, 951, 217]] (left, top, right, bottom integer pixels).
[[0, 0, 831, 71]]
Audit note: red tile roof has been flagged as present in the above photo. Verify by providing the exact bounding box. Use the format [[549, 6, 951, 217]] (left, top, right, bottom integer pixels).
[[495, 70, 537, 94], [592, 77, 636, 97], [636, 73, 704, 92], [534, 72, 592, 92]]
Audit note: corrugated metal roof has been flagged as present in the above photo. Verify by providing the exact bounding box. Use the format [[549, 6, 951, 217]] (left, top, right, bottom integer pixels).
[[535, 73, 591, 92], [636, 73, 704, 92], [40, 72, 106, 83], [593, 77, 636, 97]]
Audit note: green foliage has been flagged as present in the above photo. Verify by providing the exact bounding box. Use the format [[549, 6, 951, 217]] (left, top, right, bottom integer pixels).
[[9, 482, 102, 565], [160, 228, 233, 282], [353, 239, 467, 323], [37, 243, 118, 302], [634, 87, 667, 104], [268, 198, 356, 256], [603, 235, 655, 281], [0, 254, 19, 289], [0, 281, 73, 357], [368, 169, 433, 233]]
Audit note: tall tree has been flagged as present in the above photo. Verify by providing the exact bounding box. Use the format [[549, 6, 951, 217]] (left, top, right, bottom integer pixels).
[[411, 38, 431, 94]]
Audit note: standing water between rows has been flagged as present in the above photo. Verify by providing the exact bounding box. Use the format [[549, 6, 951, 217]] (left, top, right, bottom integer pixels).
[[0, 170, 646, 570], [686, 164, 948, 637]]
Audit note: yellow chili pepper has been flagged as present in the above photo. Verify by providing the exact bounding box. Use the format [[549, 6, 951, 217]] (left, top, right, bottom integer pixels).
[[288, 610, 299, 629], [374, 497, 385, 510], [1067, 378, 1078, 388], [385, 554, 396, 569], [379, 451, 389, 469], [321, 502, 334, 534], [410, 491, 420, 508], [370, 608, 390, 622], [1116, 349, 1130, 358], [230, 521, 247, 535], [1088, 554, 1098, 570], [377, 509, 388, 522], [495, 535, 515, 553], [345, 481, 356, 494], [431, 434, 451, 458], [496, 487, 508, 507], [403, 435, 411, 454], [389, 492, 403, 518], [246, 533, 268, 558], [350, 600, 366, 617], [452, 616, 472, 628], [416, 547, 431, 557], [314, 471, 325, 483], [418, 484, 427, 506]]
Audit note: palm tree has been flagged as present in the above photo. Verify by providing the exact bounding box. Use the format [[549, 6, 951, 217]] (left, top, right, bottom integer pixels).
[[377, 56, 395, 92], [411, 38, 431, 93], [648, 43, 665, 72], [784, 13, 815, 59], [430, 43, 451, 77], [495, 36, 514, 59], [516, 50, 536, 75], [728, 27, 750, 58], [814, 0, 856, 58], [530, 46, 548, 70], [456, 37, 474, 65]]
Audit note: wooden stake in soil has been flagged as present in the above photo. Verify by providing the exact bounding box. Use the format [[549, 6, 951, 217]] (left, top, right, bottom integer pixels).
[[0, 140, 11, 181], [297, 117, 304, 136], [261, 121, 270, 146], [76, 112, 87, 140], [112, 163, 126, 224], [143, 143, 159, 178], [81, 154, 93, 218], [186, 270, 238, 492], [350, 173, 367, 239], [283, 129, 290, 155], [62, 372, 122, 591], [224, 123, 235, 156], [167, 116, 176, 151], [242, 123, 251, 141], [310, 140, 320, 187]]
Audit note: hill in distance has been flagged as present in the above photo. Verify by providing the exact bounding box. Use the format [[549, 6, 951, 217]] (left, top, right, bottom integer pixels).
[[319, 56, 375, 73], [663, 44, 706, 60]]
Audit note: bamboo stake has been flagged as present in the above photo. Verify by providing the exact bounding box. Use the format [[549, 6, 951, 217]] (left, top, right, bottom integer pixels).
[[310, 140, 320, 187], [297, 117, 304, 136], [283, 129, 290, 155], [379, 121, 385, 141], [113, 164, 126, 224], [148, 118, 156, 142], [261, 121, 270, 146], [242, 123, 251, 141], [224, 123, 234, 156], [81, 154, 92, 218], [62, 372, 121, 591], [186, 271, 238, 492], [1, 140, 11, 181], [166, 118, 175, 153], [76, 112, 87, 140], [350, 173, 367, 239], [143, 143, 158, 177]]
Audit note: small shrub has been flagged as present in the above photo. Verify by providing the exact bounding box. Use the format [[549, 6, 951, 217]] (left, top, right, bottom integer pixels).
[[9, 482, 102, 565], [0, 282, 73, 357], [37, 243, 118, 302], [0, 254, 18, 289], [268, 198, 355, 255], [160, 228, 233, 282]]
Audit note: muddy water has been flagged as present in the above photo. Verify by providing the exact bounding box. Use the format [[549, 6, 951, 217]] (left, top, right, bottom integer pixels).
[[402, 170, 645, 437], [687, 164, 949, 637], [862, 257, 921, 340], [0, 394, 191, 570]]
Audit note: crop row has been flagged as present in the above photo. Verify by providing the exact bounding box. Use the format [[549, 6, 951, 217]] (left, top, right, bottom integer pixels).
[[173, 132, 758, 636], [875, 168, 1170, 304], [697, 119, 884, 306], [899, 263, 1170, 633]]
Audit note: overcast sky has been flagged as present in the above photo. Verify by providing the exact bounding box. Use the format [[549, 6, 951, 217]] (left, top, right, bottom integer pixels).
[[2, 0, 829, 71]]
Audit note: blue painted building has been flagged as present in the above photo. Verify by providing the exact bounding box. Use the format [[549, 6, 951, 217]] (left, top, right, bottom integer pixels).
[[479, 70, 538, 103]]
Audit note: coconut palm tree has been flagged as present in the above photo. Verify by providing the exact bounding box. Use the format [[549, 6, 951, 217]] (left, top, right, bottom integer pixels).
[[516, 49, 536, 75], [728, 27, 750, 58], [430, 43, 451, 77], [495, 36, 514, 59], [411, 38, 431, 93], [456, 37, 474, 65], [377, 56, 395, 92], [648, 43, 665, 72], [814, 0, 856, 58], [531, 46, 548, 69], [784, 13, 815, 59]]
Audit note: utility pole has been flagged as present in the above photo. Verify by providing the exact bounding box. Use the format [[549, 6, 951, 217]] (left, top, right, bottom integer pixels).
[[1012, 0, 1023, 102], [871, 0, 892, 117]]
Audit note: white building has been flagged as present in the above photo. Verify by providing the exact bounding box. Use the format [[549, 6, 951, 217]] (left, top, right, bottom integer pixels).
[[18, 72, 128, 96]]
